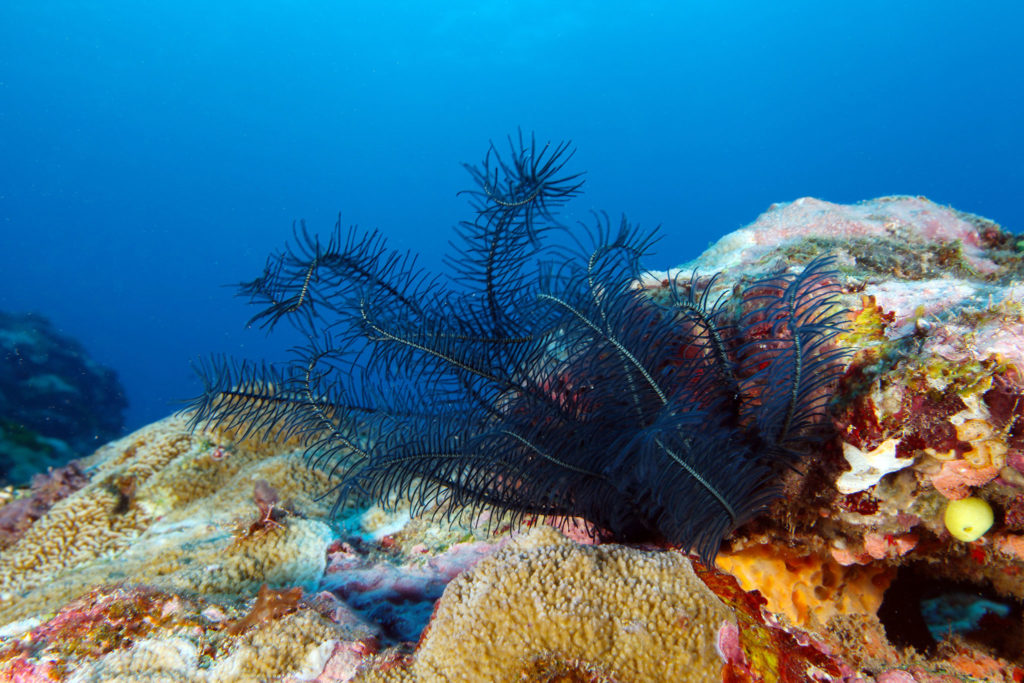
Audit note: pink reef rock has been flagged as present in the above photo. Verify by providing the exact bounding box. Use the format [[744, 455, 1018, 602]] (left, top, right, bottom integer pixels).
[[676, 195, 1003, 278], [664, 196, 1024, 368]]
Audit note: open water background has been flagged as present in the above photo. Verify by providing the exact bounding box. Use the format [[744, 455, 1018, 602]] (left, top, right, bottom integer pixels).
[[1, 1, 1022, 431]]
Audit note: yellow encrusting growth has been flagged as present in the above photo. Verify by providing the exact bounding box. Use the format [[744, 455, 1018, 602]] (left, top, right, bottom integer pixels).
[[359, 526, 733, 683], [944, 496, 994, 542]]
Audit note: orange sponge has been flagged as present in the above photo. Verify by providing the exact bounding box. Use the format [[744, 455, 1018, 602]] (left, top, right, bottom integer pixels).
[[716, 544, 892, 628]]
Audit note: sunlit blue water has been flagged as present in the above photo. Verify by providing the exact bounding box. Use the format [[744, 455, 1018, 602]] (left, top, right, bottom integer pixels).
[[1, 1, 1021, 433]]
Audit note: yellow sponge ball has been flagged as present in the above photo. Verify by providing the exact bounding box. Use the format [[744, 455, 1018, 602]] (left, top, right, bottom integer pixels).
[[944, 497, 994, 542]]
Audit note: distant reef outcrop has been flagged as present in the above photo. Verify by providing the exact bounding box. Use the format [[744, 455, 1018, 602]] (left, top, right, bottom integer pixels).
[[0, 311, 126, 484]]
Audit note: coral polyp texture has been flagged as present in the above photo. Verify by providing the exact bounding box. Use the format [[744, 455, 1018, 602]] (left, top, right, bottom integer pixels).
[[358, 525, 733, 682], [0, 137, 1023, 682]]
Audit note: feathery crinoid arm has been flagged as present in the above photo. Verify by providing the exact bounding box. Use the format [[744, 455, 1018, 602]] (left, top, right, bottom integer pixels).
[[737, 255, 849, 461], [188, 216, 443, 462], [239, 217, 435, 333], [187, 355, 304, 442], [186, 339, 384, 480], [459, 129, 584, 240]]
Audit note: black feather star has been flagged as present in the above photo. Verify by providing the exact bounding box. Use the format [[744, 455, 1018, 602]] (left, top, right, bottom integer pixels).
[[188, 132, 848, 564]]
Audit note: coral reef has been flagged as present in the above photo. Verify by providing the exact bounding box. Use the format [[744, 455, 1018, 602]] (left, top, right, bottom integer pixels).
[[0, 311, 126, 483], [0, 414, 342, 620], [0, 415, 382, 681], [0, 185, 1022, 681], [0, 583, 378, 682]]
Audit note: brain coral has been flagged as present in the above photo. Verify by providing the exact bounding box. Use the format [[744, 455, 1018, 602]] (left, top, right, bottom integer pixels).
[[0, 414, 337, 625], [360, 525, 733, 683], [0, 414, 380, 682]]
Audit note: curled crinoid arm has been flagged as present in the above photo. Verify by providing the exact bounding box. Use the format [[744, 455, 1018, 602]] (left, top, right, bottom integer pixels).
[[460, 128, 584, 240], [240, 217, 435, 333], [450, 132, 585, 333]]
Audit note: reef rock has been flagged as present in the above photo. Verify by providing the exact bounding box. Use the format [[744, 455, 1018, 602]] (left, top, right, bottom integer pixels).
[[0, 195, 1022, 682], [659, 195, 1024, 680]]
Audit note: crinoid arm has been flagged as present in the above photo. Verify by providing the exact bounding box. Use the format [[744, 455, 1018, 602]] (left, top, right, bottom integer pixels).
[[239, 217, 435, 333], [529, 216, 788, 563], [737, 255, 850, 461], [186, 355, 304, 442], [459, 128, 584, 240]]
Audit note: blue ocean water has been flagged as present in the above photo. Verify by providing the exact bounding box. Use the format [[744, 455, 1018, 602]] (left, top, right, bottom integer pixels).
[[1, 1, 1021, 434]]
